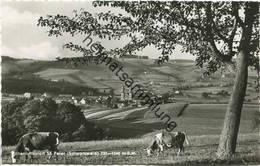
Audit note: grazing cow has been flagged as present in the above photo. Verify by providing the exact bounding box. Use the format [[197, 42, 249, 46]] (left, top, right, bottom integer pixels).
[[144, 132, 189, 156], [144, 133, 165, 156], [11, 132, 60, 163], [164, 132, 189, 156]]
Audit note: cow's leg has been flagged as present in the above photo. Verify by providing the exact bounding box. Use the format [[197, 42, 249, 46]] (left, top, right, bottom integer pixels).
[[48, 150, 53, 160], [156, 150, 160, 157], [15, 152, 21, 162], [179, 144, 184, 155], [158, 144, 164, 153], [182, 146, 185, 153], [49, 147, 58, 160], [177, 148, 181, 156], [11, 151, 16, 163], [53, 147, 59, 160], [29, 150, 34, 161], [30, 150, 34, 161], [24, 147, 30, 160]]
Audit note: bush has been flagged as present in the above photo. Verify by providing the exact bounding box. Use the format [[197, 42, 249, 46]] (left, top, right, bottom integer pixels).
[[201, 92, 209, 98]]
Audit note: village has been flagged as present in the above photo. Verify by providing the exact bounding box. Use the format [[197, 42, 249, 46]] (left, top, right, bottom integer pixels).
[[1, 84, 178, 109]]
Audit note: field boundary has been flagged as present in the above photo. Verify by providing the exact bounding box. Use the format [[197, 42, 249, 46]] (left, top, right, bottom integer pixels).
[[177, 103, 189, 117]]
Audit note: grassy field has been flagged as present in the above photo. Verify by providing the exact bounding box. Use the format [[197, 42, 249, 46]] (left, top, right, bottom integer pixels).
[[86, 103, 258, 138], [84, 106, 136, 120], [2, 133, 259, 165], [144, 102, 189, 118]]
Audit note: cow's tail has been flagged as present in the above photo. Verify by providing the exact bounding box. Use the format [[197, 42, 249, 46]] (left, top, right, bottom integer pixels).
[[11, 138, 24, 163], [183, 132, 190, 145], [15, 138, 25, 152]]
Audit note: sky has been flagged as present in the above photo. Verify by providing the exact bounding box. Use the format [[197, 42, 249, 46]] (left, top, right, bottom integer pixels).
[[2, 1, 195, 60]]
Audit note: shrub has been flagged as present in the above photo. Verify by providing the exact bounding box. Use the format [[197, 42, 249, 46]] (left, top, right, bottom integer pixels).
[[201, 92, 209, 98]]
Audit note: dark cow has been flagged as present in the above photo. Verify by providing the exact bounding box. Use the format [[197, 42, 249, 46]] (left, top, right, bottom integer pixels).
[[11, 132, 60, 163], [164, 132, 189, 155], [144, 132, 189, 156]]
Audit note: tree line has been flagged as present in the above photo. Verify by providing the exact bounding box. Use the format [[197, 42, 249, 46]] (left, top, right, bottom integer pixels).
[[2, 77, 101, 96]]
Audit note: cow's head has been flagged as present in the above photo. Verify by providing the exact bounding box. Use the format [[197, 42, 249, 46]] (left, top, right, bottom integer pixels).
[[48, 132, 59, 146], [143, 147, 152, 156]]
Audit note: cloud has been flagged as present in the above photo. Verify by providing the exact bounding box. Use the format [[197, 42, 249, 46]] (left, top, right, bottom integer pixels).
[[2, 6, 41, 25], [3, 42, 62, 60]]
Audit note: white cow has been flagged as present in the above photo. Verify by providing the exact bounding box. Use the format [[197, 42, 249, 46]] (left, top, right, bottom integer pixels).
[[144, 132, 189, 156]]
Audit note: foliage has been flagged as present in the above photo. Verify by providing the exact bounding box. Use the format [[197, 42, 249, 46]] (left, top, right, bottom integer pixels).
[[2, 98, 28, 145], [37, 1, 259, 75], [56, 101, 85, 134], [202, 92, 209, 98], [1, 98, 105, 145]]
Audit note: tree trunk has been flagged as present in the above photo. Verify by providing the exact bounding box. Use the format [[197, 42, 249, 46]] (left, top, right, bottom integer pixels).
[[217, 2, 258, 159], [216, 48, 248, 158]]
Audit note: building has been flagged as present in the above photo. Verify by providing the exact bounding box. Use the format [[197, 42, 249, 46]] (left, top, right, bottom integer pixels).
[[120, 85, 132, 101]]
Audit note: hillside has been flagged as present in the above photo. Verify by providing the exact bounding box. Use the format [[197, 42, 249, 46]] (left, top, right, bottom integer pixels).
[[2, 56, 246, 95], [1, 56, 102, 95]]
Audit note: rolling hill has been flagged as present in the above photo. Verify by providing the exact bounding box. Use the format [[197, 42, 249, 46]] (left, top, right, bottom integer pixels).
[[2, 55, 246, 95]]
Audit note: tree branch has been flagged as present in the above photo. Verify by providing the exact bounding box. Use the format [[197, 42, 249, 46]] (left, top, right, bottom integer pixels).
[[229, 19, 238, 42], [212, 20, 229, 43], [205, 2, 232, 62], [175, 4, 205, 31], [232, 2, 244, 27]]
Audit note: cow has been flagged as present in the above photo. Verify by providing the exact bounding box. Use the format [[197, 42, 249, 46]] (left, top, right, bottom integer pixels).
[[144, 131, 189, 156], [164, 132, 189, 155], [10, 132, 60, 163], [143, 133, 165, 156]]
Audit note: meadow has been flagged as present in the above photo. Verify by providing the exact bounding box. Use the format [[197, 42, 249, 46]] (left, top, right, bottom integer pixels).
[[85, 103, 258, 138], [2, 133, 259, 165]]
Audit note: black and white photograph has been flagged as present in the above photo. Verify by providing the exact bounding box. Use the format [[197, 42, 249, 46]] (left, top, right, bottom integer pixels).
[[1, 0, 259, 165]]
